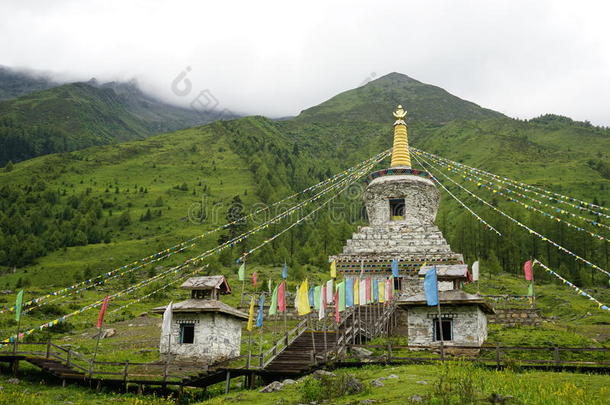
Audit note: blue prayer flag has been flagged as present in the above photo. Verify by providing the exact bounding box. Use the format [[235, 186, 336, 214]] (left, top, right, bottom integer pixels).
[[373, 279, 379, 302], [256, 294, 265, 327], [346, 278, 354, 307], [424, 267, 439, 306], [308, 286, 315, 307], [282, 262, 288, 279], [391, 259, 399, 278]]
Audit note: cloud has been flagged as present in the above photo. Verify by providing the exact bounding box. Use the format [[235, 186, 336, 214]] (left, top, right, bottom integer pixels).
[[1, 0, 609, 125]]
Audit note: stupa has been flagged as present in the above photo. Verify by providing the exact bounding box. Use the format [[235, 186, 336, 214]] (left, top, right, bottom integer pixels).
[[329, 105, 464, 295]]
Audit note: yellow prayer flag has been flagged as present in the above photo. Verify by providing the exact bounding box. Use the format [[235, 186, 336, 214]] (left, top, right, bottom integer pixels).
[[330, 260, 337, 279], [354, 278, 360, 305], [378, 280, 385, 303], [247, 296, 255, 331], [297, 279, 311, 316]]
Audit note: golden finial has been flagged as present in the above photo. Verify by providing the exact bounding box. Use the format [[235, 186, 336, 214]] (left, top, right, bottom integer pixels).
[[390, 104, 411, 168]]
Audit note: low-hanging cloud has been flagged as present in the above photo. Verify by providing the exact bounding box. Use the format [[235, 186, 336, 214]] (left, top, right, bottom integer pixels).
[[1, 0, 609, 125]]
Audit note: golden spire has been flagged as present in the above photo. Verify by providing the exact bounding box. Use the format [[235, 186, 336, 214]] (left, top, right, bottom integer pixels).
[[390, 105, 411, 168]]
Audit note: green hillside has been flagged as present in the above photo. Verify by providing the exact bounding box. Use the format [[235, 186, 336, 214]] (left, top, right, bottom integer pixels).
[[0, 80, 233, 165], [0, 65, 58, 101]]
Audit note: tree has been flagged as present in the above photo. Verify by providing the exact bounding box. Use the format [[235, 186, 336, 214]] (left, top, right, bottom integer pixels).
[[4, 161, 13, 172], [118, 211, 131, 230]]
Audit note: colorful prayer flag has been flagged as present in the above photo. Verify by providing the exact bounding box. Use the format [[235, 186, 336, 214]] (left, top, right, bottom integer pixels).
[[308, 286, 315, 307], [247, 296, 255, 331], [238, 263, 245, 281], [282, 262, 288, 279], [326, 279, 334, 304], [256, 294, 264, 327], [354, 278, 360, 305], [524, 260, 533, 281], [424, 267, 439, 306], [346, 278, 354, 307], [378, 280, 385, 303], [359, 278, 366, 304], [252, 272, 258, 287], [330, 260, 337, 278], [269, 284, 278, 316], [366, 277, 372, 303], [318, 286, 326, 320], [14, 290, 24, 322], [96, 296, 109, 328], [391, 259, 399, 278], [278, 281, 286, 312], [527, 283, 534, 297], [373, 279, 379, 302], [297, 280, 311, 315], [314, 286, 321, 310], [472, 261, 480, 281], [338, 281, 346, 311], [334, 289, 340, 323]]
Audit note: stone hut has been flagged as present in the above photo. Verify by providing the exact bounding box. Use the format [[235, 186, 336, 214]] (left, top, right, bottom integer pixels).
[[400, 290, 493, 347], [153, 275, 248, 363]]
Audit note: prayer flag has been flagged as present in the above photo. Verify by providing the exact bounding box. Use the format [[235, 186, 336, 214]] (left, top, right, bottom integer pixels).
[[256, 294, 264, 327], [318, 286, 326, 320], [297, 280, 311, 315], [373, 279, 379, 302], [268, 278, 272, 293], [294, 286, 299, 312], [278, 281, 286, 312], [161, 301, 173, 337], [391, 259, 399, 278], [366, 277, 371, 303], [314, 286, 321, 310], [424, 267, 439, 306], [338, 281, 346, 311], [282, 262, 288, 279], [378, 280, 385, 303], [527, 283, 534, 297], [524, 260, 533, 281], [472, 261, 480, 281], [269, 284, 278, 316], [326, 279, 334, 304], [96, 296, 109, 328], [346, 278, 354, 307], [252, 272, 258, 287], [308, 286, 315, 307], [359, 278, 366, 304], [247, 296, 255, 331], [354, 278, 360, 305], [330, 260, 337, 278], [238, 263, 245, 281], [14, 290, 24, 323], [334, 289, 340, 323]]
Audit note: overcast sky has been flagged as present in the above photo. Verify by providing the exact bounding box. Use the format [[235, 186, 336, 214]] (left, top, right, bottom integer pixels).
[[1, 0, 609, 125]]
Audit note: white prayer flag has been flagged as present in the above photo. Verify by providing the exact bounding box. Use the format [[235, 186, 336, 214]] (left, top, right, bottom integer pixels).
[[472, 261, 480, 281], [359, 278, 366, 305], [326, 279, 334, 304], [318, 286, 326, 320], [162, 301, 173, 337]]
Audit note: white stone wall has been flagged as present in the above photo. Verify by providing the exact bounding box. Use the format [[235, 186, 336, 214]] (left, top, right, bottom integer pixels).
[[159, 312, 243, 362], [400, 277, 453, 296], [406, 305, 487, 347]]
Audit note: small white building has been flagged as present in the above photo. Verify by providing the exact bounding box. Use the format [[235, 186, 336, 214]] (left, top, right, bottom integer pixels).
[[153, 275, 248, 363], [400, 290, 494, 347]]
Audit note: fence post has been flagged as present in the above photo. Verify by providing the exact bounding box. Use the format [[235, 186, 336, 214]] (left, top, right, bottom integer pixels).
[[66, 349, 72, 368], [554, 346, 560, 366], [46, 339, 51, 359], [123, 360, 129, 392], [387, 343, 392, 363], [224, 370, 231, 394]]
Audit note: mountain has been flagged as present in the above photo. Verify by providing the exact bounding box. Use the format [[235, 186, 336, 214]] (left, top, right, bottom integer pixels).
[[0, 78, 237, 166], [0, 65, 58, 100], [294, 72, 504, 125]]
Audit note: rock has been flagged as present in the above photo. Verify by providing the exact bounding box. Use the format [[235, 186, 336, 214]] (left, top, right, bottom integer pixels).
[[313, 369, 336, 378], [260, 381, 284, 393], [416, 380, 428, 385], [351, 346, 373, 357], [283, 378, 296, 385], [387, 374, 399, 379], [409, 394, 423, 402], [371, 378, 385, 387], [101, 328, 116, 339], [344, 376, 364, 394], [360, 400, 377, 404], [7, 378, 19, 384]]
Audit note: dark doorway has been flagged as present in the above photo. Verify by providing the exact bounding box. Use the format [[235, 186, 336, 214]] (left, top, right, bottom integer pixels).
[[433, 318, 453, 341], [179, 323, 195, 344], [389, 198, 405, 220]]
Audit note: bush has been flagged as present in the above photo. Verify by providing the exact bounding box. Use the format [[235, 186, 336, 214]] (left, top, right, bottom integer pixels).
[[299, 372, 367, 402]]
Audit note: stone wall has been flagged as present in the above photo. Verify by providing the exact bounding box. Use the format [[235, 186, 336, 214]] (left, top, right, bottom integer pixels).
[[402, 305, 487, 347], [160, 312, 242, 362], [487, 308, 542, 326]]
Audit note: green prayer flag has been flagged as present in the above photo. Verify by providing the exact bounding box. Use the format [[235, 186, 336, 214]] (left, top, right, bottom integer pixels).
[[238, 263, 245, 282], [15, 290, 24, 322], [338, 281, 346, 311], [527, 283, 534, 297], [269, 284, 278, 316], [314, 286, 321, 310]]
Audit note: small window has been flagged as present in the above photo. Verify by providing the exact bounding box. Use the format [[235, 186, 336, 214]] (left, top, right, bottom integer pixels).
[[389, 198, 405, 221], [393, 277, 401, 291], [179, 323, 195, 344], [433, 318, 453, 341]]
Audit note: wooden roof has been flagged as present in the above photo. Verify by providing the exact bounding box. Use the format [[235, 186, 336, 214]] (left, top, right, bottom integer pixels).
[[418, 264, 469, 280], [151, 299, 248, 320], [399, 290, 494, 314], [180, 275, 231, 294]]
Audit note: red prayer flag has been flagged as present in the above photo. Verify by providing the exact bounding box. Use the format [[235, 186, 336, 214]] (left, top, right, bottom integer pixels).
[[252, 272, 257, 287], [277, 281, 286, 312], [523, 260, 533, 281], [334, 289, 340, 323], [96, 296, 109, 328], [365, 277, 371, 303]]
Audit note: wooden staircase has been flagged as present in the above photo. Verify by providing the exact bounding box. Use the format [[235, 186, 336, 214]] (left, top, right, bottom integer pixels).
[[26, 356, 87, 380]]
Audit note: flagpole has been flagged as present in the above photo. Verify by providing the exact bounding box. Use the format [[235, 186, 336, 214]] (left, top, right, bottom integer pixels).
[[90, 326, 102, 378], [531, 258, 536, 309], [13, 312, 21, 356], [435, 277, 445, 361]]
